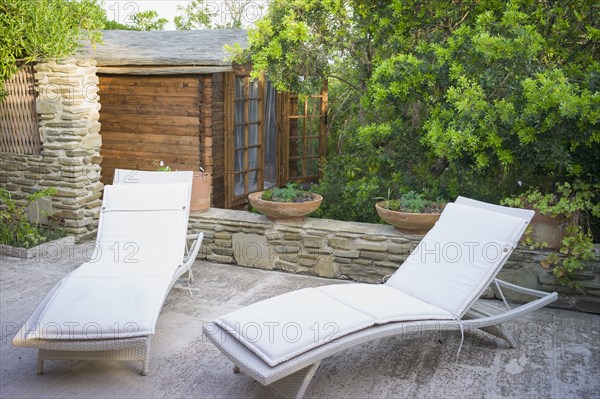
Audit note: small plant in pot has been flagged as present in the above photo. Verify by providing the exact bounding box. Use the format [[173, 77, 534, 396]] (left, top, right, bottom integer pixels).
[[375, 191, 445, 235], [248, 183, 323, 223], [501, 181, 599, 287]]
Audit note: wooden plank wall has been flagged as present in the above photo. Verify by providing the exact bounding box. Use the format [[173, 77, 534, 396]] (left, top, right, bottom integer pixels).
[[98, 74, 201, 184]]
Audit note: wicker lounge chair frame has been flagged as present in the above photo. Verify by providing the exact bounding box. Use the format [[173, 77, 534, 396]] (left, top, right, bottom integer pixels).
[[202, 197, 558, 398], [13, 171, 203, 375], [14, 234, 202, 376]]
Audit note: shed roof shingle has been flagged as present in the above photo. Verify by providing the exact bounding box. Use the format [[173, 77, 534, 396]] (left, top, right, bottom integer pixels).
[[78, 29, 248, 67]]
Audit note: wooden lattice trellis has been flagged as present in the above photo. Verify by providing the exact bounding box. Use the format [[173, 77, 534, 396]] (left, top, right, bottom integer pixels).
[[0, 65, 41, 154]]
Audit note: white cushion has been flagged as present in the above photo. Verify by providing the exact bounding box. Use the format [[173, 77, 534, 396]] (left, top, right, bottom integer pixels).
[[215, 284, 453, 367], [386, 203, 529, 316], [92, 184, 190, 274], [23, 181, 193, 340], [110, 171, 194, 239], [316, 284, 452, 323], [27, 276, 171, 339], [215, 288, 375, 367]]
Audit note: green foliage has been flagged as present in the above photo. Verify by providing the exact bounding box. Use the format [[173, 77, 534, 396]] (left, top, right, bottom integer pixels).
[[312, 159, 388, 223], [249, 0, 599, 226], [501, 182, 600, 218], [102, 19, 135, 30], [552, 227, 596, 287], [101, 8, 167, 31], [501, 181, 599, 286], [0, 187, 65, 248], [175, 0, 214, 30], [131, 10, 168, 31], [261, 183, 313, 203], [0, 0, 104, 99], [382, 191, 444, 214], [175, 0, 259, 30]]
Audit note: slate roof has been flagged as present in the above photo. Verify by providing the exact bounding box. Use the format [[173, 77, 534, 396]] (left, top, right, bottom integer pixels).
[[78, 29, 248, 66]]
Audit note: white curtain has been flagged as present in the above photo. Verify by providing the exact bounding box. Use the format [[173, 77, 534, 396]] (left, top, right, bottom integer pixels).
[[263, 80, 277, 188]]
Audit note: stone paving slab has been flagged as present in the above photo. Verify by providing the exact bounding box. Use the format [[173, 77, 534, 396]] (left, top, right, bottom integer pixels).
[[1, 243, 599, 398]]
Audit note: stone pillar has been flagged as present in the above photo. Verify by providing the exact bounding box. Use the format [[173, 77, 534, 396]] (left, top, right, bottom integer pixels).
[[32, 59, 102, 240]]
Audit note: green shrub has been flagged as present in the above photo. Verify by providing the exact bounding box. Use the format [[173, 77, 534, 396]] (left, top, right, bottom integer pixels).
[[245, 0, 599, 232], [0, 187, 64, 248], [501, 181, 600, 286], [0, 0, 105, 99]]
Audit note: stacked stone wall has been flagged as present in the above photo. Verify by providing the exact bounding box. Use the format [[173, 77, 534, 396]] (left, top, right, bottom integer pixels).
[[190, 208, 600, 313], [0, 60, 102, 240]]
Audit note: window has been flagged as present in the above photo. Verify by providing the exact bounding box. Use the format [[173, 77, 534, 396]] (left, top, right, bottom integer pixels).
[[0, 65, 41, 154], [278, 82, 327, 183], [226, 70, 265, 207], [225, 70, 327, 208]]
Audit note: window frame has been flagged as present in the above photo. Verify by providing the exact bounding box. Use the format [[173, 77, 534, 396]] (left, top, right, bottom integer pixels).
[[277, 81, 328, 184], [225, 67, 264, 208]]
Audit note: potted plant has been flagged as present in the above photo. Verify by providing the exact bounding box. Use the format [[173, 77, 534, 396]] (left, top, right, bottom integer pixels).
[[501, 181, 599, 286], [375, 191, 445, 235], [155, 161, 212, 212], [248, 183, 323, 223]]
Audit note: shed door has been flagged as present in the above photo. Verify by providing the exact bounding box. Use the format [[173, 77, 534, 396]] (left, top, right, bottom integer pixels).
[[225, 71, 265, 207]]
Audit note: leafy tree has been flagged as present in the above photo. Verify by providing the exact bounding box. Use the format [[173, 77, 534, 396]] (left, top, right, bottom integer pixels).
[[246, 0, 599, 223], [368, 1, 599, 194], [131, 10, 168, 31], [175, 0, 259, 30], [101, 8, 168, 31], [175, 0, 214, 30], [0, 0, 104, 99], [102, 18, 136, 30]]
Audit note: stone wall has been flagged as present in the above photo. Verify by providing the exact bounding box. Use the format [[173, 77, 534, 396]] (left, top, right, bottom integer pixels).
[[189, 208, 600, 313], [0, 59, 103, 240]]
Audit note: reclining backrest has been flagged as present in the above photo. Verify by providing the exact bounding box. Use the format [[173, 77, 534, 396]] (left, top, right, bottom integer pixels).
[[93, 182, 191, 273], [386, 198, 533, 317], [112, 169, 194, 237]]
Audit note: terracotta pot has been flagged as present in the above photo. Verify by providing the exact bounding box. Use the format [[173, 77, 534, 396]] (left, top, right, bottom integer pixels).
[[190, 172, 212, 212], [525, 211, 568, 249], [375, 201, 442, 235], [248, 192, 323, 223]]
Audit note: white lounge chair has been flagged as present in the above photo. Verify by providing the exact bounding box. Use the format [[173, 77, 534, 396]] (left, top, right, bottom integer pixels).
[[13, 170, 203, 375], [203, 197, 558, 398]]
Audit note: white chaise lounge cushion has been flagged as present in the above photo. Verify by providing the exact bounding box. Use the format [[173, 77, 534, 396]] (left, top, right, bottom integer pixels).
[[215, 285, 453, 367], [386, 203, 529, 316], [316, 284, 452, 323], [85, 183, 190, 277], [112, 169, 194, 238], [21, 182, 192, 340], [25, 276, 171, 339], [215, 288, 375, 367]]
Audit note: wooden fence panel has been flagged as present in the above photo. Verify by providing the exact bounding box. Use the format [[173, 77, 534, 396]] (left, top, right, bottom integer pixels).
[[0, 65, 41, 154]]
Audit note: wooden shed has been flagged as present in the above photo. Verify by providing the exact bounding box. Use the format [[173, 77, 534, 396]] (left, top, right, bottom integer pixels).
[[80, 30, 327, 208]]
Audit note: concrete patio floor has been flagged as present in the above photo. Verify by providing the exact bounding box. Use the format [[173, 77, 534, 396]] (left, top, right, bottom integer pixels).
[[1, 242, 599, 399]]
